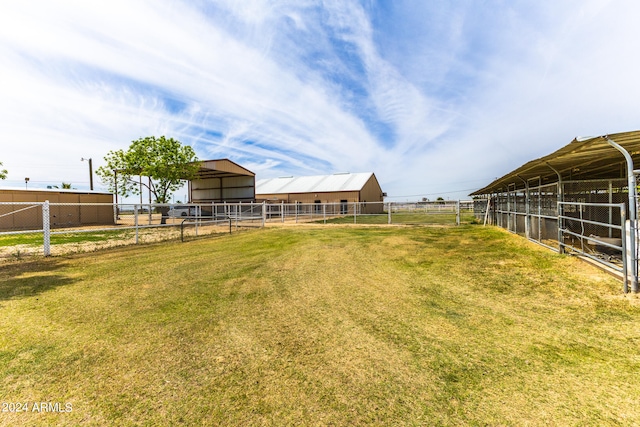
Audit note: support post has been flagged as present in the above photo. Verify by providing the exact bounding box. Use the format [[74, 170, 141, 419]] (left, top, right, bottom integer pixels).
[[516, 175, 530, 238], [43, 201, 51, 256], [354, 202, 357, 224], [547, 163, 564, 254], [483, 197, 491, 226], [602, 136, 638, 292], [323, 203, 326, 224], [135, 205, 139, 244]]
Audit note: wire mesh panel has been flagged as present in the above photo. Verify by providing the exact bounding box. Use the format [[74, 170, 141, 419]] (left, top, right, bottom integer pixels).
[[0, 203, 43, 231], [559, 201, 626, 273]]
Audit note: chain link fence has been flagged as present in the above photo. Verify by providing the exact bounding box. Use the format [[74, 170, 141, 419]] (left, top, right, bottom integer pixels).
[[0, 200, 475, 259], [474, 177, 634, 290]]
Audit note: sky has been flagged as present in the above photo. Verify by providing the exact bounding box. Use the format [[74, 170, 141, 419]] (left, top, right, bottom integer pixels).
[[1, 0, 640, 201]]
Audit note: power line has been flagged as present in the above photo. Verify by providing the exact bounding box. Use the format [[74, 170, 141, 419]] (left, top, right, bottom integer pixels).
[[388, 187, 480, 198]]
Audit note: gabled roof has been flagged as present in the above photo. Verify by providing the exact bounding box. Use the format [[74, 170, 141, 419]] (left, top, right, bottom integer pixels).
[[470, 130, 640, 195], [194, 159, 255, 179], [256, 172, 375, 194]]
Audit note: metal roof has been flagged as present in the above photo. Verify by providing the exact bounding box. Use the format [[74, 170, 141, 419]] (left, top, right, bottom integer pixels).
[[470, 130, 640, 195], [256, 172, 374, 195], [193, 159, 255, 179]]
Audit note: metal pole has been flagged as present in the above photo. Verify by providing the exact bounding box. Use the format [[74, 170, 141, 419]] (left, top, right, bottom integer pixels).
[[621, 208, 628, 293], [134, 205, 139, 245], [538, 178, 542, 241], [43, 201, 50, 256], [113, 170, 118, 224], [547, 163, 564, 253], [516, 175, 530, 238], [148, 176, 152, 224], [354, 202, 357, 224], [602, 136, 638, 292]]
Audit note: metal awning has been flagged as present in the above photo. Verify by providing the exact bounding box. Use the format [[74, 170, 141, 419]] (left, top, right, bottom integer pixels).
[[470, 130, 640, 195], [193, 159, 255, 179]]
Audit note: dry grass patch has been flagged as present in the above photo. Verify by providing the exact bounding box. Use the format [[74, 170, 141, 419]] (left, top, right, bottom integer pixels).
[[0, 225, 639, 426]]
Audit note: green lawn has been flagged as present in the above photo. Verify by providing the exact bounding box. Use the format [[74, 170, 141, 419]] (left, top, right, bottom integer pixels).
[[318, 212, 478, 224], [0, 229, 133, 247], [0, 225, 638, 426]]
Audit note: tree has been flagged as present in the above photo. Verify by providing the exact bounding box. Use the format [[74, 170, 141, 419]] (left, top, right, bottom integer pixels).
[[96, 136, 199, 222], [52, 183, 73, 189], [0, 162, 7, 180]]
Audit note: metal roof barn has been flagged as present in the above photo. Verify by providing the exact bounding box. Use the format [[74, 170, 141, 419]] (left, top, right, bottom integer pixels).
[[188, 159, 255, 203], [256, 172, 385, 214], [471, 130, 640, 293]]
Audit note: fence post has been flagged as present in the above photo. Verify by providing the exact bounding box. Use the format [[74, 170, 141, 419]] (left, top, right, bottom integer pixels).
[[456, 200, 460, 226], [354, 202, 357, 224], [135, 205, 139, 244], [262, 201, 266, 227], [388, 202, 392, 224], [622, 210, 628, 294], [43, 201, 51, 256]]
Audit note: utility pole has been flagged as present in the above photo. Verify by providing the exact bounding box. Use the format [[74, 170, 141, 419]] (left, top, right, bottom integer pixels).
[[81, 157, 93, 190]]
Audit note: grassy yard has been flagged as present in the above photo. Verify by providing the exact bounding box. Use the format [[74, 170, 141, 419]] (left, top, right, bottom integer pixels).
[[0, 225, 638, 426], [318, 212, 478, 225], [0, 229, 134, 247]]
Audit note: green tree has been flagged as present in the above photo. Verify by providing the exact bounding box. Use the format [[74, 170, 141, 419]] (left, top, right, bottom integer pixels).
[[96, 136, 199, 221], [0, 162, 7, 180], [52, 183, 73, 189]]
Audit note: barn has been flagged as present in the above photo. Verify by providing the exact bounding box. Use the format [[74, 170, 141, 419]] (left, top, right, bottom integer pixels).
[[188, 159, 255, 203], [0, 188, 114, 230], [255, 172, 385, 214], [470, 130, 640, 292]]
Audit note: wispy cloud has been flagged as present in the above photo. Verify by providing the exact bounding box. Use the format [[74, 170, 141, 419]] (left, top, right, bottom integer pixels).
[[0, 0, 639, 199]]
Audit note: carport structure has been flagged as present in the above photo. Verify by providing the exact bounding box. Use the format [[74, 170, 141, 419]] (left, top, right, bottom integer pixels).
[[188, 159, 255, 203], [471, 130, 640, 293]]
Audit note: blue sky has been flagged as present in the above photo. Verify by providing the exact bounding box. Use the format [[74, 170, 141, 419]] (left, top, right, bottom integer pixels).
[[1, 0, 640, 201]]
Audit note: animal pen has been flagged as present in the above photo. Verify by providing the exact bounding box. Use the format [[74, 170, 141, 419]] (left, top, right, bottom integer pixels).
[[471, 130, 640, 293]]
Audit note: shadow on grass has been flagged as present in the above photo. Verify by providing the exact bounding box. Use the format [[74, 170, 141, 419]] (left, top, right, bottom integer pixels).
[[0, 259, 77, 302]]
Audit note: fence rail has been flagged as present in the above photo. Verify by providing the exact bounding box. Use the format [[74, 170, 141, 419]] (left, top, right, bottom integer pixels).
[[0, 200, 475, 258], [474, 177, 639, 292]]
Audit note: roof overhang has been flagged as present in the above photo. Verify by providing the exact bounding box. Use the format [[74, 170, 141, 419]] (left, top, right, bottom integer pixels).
[[192, 159, 255, 180], [470, 130, 640, 195]]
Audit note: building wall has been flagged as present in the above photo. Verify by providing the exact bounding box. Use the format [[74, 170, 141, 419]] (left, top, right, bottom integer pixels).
[[190, 176, 255, 203], [0, 189, 114, 230], [359, 175, 385, 213], [257, 191, 384, 213]]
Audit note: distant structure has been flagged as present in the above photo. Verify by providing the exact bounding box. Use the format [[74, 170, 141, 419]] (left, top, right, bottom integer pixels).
[[0, 188, 114, 230], [256, 172, 385, 214], [188, 159, 255, 203]]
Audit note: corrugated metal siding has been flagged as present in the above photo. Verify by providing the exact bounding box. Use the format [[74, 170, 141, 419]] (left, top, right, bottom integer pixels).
[[199, 159, 255, 177], [0, 189, 114, 229], [0, 189, 112, 203]]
